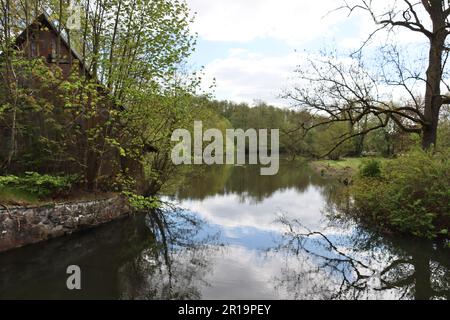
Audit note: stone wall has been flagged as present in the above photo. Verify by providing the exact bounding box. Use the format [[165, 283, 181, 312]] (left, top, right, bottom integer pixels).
[[0, 196, 131, 253]]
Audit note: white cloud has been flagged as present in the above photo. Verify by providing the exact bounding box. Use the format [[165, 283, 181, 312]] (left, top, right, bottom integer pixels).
[[188, 0, 428, 47], [202, 49, 303, 106], [189, 0, 433, 104], [188, 0, 348, 46]]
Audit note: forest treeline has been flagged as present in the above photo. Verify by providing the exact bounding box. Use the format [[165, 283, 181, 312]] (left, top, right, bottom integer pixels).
[[196, 97, 450, 160]]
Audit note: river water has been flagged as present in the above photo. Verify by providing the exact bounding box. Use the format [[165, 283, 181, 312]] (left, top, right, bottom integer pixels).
[[0, 161, 449, 299]]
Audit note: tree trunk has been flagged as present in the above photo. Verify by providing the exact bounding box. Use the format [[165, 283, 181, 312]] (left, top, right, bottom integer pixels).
[[422, 5, 446, 150], [421, 116, 439, 150]]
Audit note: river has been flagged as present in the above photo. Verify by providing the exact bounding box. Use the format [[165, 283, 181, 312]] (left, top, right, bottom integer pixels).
[[0, 160, 449, 299]]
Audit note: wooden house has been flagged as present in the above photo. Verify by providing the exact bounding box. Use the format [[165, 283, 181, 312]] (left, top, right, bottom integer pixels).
[[0, 12, 121, 190]]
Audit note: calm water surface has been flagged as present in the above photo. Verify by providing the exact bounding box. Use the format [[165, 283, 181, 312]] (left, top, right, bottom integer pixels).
[[0, 161, 449, 299]]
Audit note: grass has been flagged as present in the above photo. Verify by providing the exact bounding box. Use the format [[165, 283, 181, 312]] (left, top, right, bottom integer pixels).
[[0, 186, 118, 207], [0, 186, 42, 206], [311, 157, 389, 177]]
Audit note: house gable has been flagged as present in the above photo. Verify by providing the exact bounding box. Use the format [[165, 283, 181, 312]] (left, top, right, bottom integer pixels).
[[15, 12, 90, 79]]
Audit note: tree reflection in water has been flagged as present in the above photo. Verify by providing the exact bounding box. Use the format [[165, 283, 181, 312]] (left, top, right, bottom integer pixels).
[[0, 206, 220, 299], [168, 161, 450, 300], [275, 215, 450, 300], [118, 207, 221, 300]]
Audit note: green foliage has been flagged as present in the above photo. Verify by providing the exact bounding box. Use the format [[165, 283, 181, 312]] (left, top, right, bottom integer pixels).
[[437, 117, 450, 150], [0, 1, 197, 194], [123, 191, 161, 211], [350, 149, 450, 239], [359, 159, 382, 178], [311, 122, 353, 160], [198, 97, 350, 159], [0, 172, 79, 198], [0, 187, 41, 205]]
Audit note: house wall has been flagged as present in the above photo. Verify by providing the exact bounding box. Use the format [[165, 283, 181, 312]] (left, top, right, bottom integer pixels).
[[19, 21, 81, 78], [0, 15, 124, 189]]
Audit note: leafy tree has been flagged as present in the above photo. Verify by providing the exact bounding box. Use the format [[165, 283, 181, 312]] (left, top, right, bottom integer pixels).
[[0, 0, 199, 194]]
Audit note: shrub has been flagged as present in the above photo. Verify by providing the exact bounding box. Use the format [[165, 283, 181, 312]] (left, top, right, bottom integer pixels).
[[359, 159, 382, 178], [350, 148, 450, 239], [123, 191, 161, 211], [0, 172, 79, 198]]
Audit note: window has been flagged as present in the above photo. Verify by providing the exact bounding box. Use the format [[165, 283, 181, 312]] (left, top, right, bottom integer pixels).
[[30, 41, 37, 56], [51, 38, 56, 57]]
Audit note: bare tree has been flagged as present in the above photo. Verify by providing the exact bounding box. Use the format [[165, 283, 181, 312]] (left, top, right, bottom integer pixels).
[[287, 0, 450, 151]]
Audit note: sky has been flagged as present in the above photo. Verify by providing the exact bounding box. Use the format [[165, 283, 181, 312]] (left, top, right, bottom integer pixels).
[[185, 0, 429, 107]]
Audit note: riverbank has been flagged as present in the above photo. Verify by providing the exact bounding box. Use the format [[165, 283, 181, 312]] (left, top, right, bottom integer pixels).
[[310, 157, 388, 178], [0, 187, 120, 207], [0, 195, 131, 253]]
